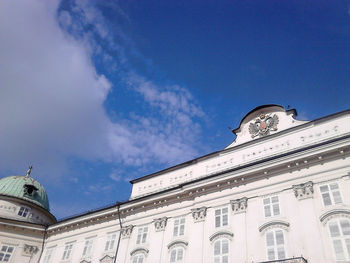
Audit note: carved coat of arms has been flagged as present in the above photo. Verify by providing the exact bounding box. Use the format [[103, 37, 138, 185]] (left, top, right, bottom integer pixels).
[[249, 113, 279, 138]]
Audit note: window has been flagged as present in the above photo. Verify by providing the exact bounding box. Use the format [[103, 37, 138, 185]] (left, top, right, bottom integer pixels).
[[328, 218, 350, 261], [136, 227, 148, 244], [105, 233, 117, 251], [62, 243, 73, 261], [320, 183, 342, 206], [132, 254, 144, 263], [263, 196, 280, 217], [42, 247, 54, 263], [18, 207, 30, 217], [215, 208, 228, 228], [0, 245, 14, 262], [173, 218, 185, 237], [170, 247, 184, 263], [265, 229, 286, 261], [214, 239, 229, 263], [82, 239, 93, 257]]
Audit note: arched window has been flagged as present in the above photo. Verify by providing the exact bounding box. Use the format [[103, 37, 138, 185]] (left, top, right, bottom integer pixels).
[[214, 238, 229, 263], [328, 218, 350, 261], [132, 253, 144, 263], [170, 247, 184, 263], [265, 229, 286, 261]]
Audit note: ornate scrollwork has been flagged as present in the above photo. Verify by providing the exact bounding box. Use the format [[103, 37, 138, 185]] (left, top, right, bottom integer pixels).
[[153, 217, 168, 231], [292, 181, 314, 200], [191, 207, 207, 222], [121, 225, 134, 238], [230, 197, 248, 213]]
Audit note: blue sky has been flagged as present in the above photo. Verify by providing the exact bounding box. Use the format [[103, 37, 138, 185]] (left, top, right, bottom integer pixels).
[[0, 0, 349, 219]]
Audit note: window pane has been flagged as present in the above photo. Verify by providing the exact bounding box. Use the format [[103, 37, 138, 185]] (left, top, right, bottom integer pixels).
[[222, 208, 228, 214], [333, 239, 345, 261], [271, 196, 279, 203], [267, 248, 275, 260], [180, 218, 185, 224], [333, 191, 342, 204], [273, 204, 280, 216], [320, 185, 329, 192], [215, 209, 221, 216], [177, 248, 184, 260], [264, 206, 271, 217], [322, 193, 332, 206], [266, 232, 274, 246], [222, 239, 229, 254], [276, 230, 284, 245], [263, 198, 270, 205], [341, 220, 350, 235], [222, 255, 228, 263], [214, 257, 220, 263], [173, 225, 178, 237], [345, 238, 350, 258], [277, 247, 286, 259], [179, 225, 185, 236], [329, 222, 341, 237], [215, 216, 221, 228], [223, 215, 228, 226], [330, 183, 339, 190], [170, 249, 176, 262], [214, 241, 220, 255]]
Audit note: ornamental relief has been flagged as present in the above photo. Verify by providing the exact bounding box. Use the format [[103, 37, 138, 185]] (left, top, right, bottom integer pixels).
[[121, 225, 134, 238], [249, 113, 279, 138], [292, 181, 314, 200], [230, 197, 248, 213], [153, 217, 168, 231], [191, 207, 207, 222]]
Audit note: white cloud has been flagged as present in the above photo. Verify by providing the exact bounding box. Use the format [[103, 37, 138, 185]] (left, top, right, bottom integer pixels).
[[0, 0, 204, 184]]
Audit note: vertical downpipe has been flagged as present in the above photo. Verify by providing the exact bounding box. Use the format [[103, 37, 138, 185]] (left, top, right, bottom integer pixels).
[[114, 203, 123, 263]]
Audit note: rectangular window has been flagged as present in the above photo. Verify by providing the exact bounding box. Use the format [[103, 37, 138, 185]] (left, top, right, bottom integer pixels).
[[215, 207, 228, 228], [62, 243, 73, 261], [263, 196, 280, 218], [18, 207, 30, 217], [173, 218, 185, 237], [104, 233, 117, 251], [43, 247, 54, 263], [82, 239, 93, 257], [136, 226, 148, 244], [0, 245, 14, 262], [320, 183, 342, 206], [266, 229, 286, 260]]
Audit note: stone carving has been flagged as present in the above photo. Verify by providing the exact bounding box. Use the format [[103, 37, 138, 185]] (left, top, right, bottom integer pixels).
[[121, 225, 134, 238], [22, 244, 39, 256], [100, 255, 113, 263], [292, 181, 314, 200], [191, 207, 207, 222], [230, 197, 248, 213], [153, 217, 168, 231], [249, 113, 279, 138]]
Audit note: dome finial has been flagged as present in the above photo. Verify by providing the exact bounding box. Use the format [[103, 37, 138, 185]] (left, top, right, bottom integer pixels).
[[26, 165, 33, 178]]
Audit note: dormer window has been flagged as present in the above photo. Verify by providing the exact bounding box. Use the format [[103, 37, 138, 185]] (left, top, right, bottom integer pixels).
[[18, 207, 30, 217], [24, 184, 38, 197]]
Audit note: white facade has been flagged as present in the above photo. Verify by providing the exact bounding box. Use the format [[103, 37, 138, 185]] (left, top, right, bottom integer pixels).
[[1, 105, 350, 263]]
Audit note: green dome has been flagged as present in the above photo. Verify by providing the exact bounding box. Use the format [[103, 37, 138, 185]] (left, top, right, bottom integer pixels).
[[0, 176, 50, 211]]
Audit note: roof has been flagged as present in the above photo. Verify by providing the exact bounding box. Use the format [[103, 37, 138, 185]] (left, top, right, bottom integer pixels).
[[0, 175, 50, 210]]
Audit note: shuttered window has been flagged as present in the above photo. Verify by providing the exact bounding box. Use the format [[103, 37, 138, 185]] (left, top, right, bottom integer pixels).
[[215, 208, 228, 228], [320, 183, 342, 206], [329, 219, 350, 261], [214, 239, 229, 263], [265, 229, 286, 261], [263, 196, 280, 218]]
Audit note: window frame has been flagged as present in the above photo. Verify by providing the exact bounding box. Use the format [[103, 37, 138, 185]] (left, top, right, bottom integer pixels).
[[265, 228, 286, 261], [173, 217, 186, 237], [18, 206, 30, 218], [213, 238, 229, 263], [320, 182, 343, 207], [328, 218, 350, 261], [61, 243, 74, 261], [136, 226, 148, 245], [263, 196, 281, 218], [42, 247, 55, 263], [131, 253, 145, 263], [170, 246, 184, 263], [105, 232, 117, 252], [214, 207, 229, 228], [82, 238, 94, 257], [0, 244, 15, 262]]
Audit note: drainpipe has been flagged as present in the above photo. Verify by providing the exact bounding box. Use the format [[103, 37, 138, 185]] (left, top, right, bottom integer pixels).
[[113, 203, 123, 263], [36, 225, 48, 263]]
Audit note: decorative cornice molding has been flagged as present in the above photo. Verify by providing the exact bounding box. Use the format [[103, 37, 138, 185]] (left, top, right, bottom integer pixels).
[[130, 247, 149, 256], [292, 181, 314, 200], [191, 207, 207, 222], [320, 209, 350, 225], [153, 217, 168, 232], [259, 220, 290, 233], [230, 197, 248, 213], [167, 240, 188, 250], [209, 230, 234, 242], [121, 225, 134, 238]]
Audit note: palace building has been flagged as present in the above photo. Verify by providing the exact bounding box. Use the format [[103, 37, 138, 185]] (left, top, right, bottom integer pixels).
[[1, 105, 350, 263]]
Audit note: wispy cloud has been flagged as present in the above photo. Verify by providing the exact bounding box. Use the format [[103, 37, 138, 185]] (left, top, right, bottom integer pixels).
[[0, 0, 205, 185]]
